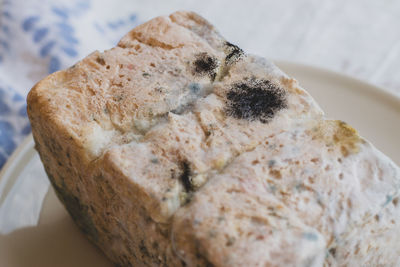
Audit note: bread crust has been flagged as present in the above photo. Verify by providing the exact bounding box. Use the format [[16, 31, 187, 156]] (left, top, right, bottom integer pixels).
[[28, 11, 400, 266]]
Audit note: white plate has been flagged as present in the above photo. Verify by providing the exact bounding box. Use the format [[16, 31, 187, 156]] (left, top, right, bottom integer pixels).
[[0, 62, 399, 267]]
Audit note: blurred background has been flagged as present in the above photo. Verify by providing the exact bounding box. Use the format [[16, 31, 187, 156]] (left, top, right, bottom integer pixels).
[[1, 0, 400, 169]]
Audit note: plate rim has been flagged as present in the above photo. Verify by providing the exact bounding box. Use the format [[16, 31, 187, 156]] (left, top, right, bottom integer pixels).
[[0, 135, 34, 180], [0, 135, 34, 203], [275, 60, 400, 105]]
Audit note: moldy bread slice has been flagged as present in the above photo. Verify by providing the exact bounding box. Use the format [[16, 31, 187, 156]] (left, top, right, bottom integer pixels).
[[27, 11, 400, 266]]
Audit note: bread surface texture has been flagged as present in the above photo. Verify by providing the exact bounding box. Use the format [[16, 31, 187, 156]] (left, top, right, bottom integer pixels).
[[27, 11, 400, 266]]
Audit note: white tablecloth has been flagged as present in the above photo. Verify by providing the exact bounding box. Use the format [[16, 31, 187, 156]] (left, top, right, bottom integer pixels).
[[0, 0, 399, 233]]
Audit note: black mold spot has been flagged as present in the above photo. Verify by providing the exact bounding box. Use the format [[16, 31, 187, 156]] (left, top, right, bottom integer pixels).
[[329, 247, 337, 258], [210, 72, 216, 81], [170, 168, 177, 179], [180, 259, 188, 267], [225, 42, 244, 64], [268, 159, 276, 167], [96, 56, 105, 66], [226, 78, 287, 123], [226, 236, 236, 246], [179, 161, 193, 192], [193, 52, 219, 80], [152, 241, 159, 250], [139, 240, 150, 258], [195, 250, 215, 267]]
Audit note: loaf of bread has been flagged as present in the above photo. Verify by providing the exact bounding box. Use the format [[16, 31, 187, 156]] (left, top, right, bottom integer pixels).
[[27, 11, 400, 266]]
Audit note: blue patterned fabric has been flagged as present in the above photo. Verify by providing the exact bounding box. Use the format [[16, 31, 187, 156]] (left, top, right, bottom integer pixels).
[[0, 0, 140, 169]]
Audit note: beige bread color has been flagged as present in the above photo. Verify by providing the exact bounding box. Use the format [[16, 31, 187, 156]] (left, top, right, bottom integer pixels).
[[27, 11, 400, 266]]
